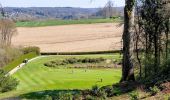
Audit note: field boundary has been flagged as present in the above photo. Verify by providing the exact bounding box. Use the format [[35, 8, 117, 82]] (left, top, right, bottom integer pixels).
[[41, 50, 121, 55]]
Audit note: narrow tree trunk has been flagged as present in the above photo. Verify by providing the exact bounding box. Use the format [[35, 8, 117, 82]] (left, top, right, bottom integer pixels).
[[120, 0, 135, 82]]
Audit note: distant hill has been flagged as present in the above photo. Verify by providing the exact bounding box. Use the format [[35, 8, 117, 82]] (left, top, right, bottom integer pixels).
[[4, 7, 124, 21]]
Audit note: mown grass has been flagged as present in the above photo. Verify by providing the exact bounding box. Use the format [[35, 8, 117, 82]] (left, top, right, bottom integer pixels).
[[3, 52, 38, 72], [0, 54, 122, 99], [16, 18, 122, 27]]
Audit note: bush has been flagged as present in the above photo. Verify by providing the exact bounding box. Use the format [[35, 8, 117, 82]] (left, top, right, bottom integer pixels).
[[55, 92, 73, 100], [149, 86, 160, 96], [112, 87, 122, 96], [129, 91, 139, 100], [0, 69, 19, 93], [73, 93, 82, 100], [43, 95, 52, 100], [91, 85, 100, 96], [86, 95, 96, 100], [101, 85, 114, 97], [64, 58, 78, 64], [22, 46, 40, 55], [90, 85, 107, 99], [44, 57, 106, 68]]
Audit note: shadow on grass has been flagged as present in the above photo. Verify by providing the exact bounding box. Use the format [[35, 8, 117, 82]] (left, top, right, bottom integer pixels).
[[17, 82, 139, 99], [19, 89, 82, 99]]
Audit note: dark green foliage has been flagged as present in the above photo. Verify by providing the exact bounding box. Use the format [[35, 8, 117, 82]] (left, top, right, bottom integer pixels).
[[137, 56, 170, 86], [91, 85, 100, 96], [63, 58, 78, 64], [43, 95, 52, 100], [56, 92, 73, 100], [19, 90, 82, 100], [100, 85, 114, 97], [134, 0, 170, 87], [83, 83, 138, 99], [86, 95, 96, 100], [149, 86, 160, 96], [128, 91, 139, 100], [72, 93, 82, 100], [0, 69, 19, 93], [90, 85, 107, 99], [22, 46, 40, 55]]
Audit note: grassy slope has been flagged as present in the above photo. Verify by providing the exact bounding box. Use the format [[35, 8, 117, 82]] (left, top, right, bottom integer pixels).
[[0, 54, 121, 99], [16, 18, 122, 27], [3, 52, 38, 72]]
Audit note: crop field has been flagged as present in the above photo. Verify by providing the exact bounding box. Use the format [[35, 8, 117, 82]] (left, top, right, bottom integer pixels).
[[12, 23, 123, 53], [16, 18, 121, 27], [0, 54, 121, 99]]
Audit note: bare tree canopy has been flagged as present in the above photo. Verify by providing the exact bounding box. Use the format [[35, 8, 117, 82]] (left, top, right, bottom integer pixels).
[[0, 19, 17, 47]]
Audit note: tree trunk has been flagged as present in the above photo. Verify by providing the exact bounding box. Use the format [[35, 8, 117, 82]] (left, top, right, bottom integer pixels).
[[120, 0, 135, 82]]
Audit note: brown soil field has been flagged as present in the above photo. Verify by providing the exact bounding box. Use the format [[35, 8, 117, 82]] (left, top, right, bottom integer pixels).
[[12, 23, 123, 53]]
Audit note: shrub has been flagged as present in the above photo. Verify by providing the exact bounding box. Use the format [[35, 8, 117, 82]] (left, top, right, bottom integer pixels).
[[56, 92, 73, 100], [86, 95, 96, 100], [112, 87, 122, 96], [149, 86, 160, 96], [44, 62, 56, 67], [64, 58, 78, 64], [91, 85, 100, 96], [22, 46, 40, 55], [0, 69, 19, 93], [44, 57, 106, 68], [73, 93, 82, 100], [82, 57, 105, 63], [101, 85, 114, 97], [90, 85, 107, 99], [129, 91, 139, 100], [43, 95, 52, 100]]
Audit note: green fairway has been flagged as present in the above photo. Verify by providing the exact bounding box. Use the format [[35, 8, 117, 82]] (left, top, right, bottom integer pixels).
[[0, 54, 121, 99], [16, 18, 122, 27]]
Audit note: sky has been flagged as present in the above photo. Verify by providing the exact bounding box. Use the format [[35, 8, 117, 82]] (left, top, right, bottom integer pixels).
[[0, 0, 125, 8]]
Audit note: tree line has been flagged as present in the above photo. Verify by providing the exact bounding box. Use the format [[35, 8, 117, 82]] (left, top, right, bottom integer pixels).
[[121, 0, 170, 86]]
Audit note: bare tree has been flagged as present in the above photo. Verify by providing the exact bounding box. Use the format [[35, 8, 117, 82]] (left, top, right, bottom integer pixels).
[[102, 0, 117, 18], [0, 19, 17, 47]]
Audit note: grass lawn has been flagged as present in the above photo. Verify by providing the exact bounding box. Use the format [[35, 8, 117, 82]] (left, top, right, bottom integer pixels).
[[0, 54, 122, 99], [3, 52, 38, 72], [16, 18, 122, 27]]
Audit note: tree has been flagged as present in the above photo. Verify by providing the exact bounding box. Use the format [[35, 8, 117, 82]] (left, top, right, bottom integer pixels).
[[0, 19, 17, 47], [0, 3, 5, 19], [134, 0, 170, 80], [120, 0, 136, 82], [98, 0, 117, 18], [0, 69, 19, 93]]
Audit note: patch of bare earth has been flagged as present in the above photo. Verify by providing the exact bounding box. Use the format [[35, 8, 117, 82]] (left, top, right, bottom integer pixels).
[[12, 23, 123, 52]]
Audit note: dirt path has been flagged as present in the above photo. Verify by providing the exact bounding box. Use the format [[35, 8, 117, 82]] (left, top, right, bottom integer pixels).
[[12, 23, 123, 52]]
